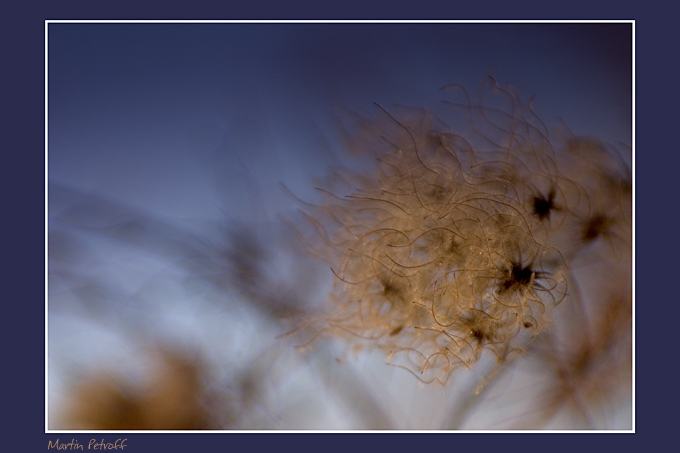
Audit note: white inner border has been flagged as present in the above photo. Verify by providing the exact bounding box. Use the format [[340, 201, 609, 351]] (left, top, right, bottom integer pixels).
[[44, 18, 635, 435]]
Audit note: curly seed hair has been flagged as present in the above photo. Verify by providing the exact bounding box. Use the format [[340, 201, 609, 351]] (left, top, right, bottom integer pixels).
[[288, 78, 631, 386]]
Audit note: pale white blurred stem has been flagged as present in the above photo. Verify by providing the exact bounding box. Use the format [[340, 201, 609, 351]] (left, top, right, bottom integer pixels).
[[443, 354, 504, 429], [306, 343, 395, 429], [444, 328, 536, 430]]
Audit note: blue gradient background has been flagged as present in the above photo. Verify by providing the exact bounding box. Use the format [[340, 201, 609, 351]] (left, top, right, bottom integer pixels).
[[49, 23, 631, 222], [47, 22, 632, 430]]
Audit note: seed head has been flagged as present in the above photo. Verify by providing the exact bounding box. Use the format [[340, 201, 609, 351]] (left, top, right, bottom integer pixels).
[[289, 80, 628, 387]]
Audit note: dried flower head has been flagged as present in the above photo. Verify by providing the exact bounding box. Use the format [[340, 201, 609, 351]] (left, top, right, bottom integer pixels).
[[289, 79, 593, 384]]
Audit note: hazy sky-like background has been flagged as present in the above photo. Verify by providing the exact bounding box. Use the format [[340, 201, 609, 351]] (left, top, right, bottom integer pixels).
[[48, 22, 632, 224]]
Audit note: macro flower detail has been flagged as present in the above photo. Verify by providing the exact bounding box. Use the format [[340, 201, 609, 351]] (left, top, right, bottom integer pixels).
[[286, 80, 625, 385]]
